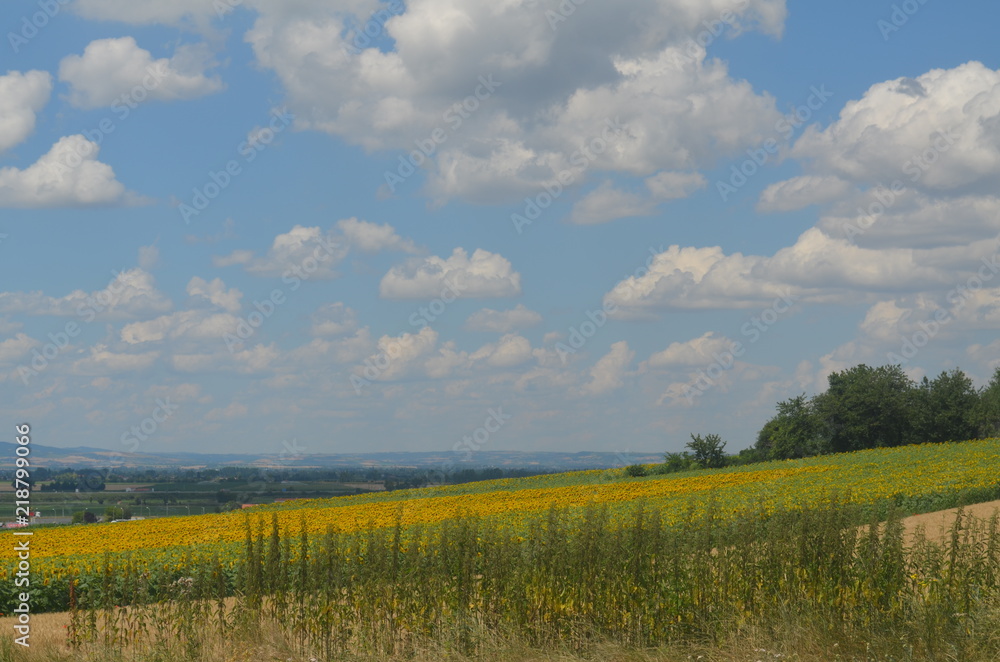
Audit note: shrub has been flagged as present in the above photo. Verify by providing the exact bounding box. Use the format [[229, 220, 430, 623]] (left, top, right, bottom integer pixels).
[[72, 510, 98, 524]]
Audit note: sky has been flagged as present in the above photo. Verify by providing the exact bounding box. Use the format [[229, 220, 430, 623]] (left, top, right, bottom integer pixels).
[[1, 0, 999, 462]]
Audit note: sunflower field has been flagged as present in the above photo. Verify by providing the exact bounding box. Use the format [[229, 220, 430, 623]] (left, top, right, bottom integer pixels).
[[3, 437, 1000, 610]]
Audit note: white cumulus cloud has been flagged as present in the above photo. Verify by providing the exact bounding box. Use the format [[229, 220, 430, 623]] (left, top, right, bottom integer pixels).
[[581, 341, 634, 396], [380, 248, 521, 299], [0, 70, 52, 153], [59, 37, 223, 108], [0, 135, 134, 208]]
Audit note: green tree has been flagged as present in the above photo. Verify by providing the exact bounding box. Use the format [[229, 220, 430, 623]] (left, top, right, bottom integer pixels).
[[686, 433, 727, 468], [911, 369, 979, 443], [813, 364, 914, 452], [661, 451, 696, 473], [974, 368, 1000, 438], [72, 510, 97, 524], [756, 394, 826, 460]]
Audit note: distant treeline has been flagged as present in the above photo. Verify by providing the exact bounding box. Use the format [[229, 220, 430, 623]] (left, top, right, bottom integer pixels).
[[10, 465, 552, 493], [656, 364, 1000, 473]]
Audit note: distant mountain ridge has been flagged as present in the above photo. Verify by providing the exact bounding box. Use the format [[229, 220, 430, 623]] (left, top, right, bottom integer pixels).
[[0, 441, 661, 471]]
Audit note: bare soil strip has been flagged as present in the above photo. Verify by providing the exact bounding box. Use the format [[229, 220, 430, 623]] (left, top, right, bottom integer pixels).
[[900, 499, 1000, 543]]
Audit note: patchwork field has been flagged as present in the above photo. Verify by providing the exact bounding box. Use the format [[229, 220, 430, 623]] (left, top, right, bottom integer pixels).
[[2, 439, 1000, 661], [4, 438, 1000, 590]]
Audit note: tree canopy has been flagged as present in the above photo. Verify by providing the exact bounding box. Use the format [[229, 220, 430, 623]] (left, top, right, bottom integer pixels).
[[748, 364, 996, 463]]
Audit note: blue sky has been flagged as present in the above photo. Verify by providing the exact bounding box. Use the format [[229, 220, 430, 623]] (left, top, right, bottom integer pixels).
[[1, 0, 999, 459]]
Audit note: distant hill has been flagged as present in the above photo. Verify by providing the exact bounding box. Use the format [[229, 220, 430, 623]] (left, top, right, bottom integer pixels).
[[0, 441, 661, 471]]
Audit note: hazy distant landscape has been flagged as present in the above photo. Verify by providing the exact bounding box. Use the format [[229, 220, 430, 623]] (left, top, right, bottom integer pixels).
[[0, 442, 661, 471]]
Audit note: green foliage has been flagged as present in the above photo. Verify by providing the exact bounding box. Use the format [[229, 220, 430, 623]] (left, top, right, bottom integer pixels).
[[44, 471, 105, 492], [815, 364, 915, 452], [72, 510, 97, 524], [747, 364, 991, 468], [974, 367, 1000, 438], [58, 500, 1000, 660], [756, 394, 828, 460], [659, 451, 695, 473], [685, 433, 727, 468], [624, 464, 648, 477], [911, 369, 979, 443]]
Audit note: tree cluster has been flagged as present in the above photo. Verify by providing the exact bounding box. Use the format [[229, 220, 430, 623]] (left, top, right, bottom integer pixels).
[[666, 365, 1000, 473], [752, 365, 999, 461]]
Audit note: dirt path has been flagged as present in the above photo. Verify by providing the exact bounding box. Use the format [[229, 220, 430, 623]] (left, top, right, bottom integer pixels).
[[899, 499, 1000, 543]]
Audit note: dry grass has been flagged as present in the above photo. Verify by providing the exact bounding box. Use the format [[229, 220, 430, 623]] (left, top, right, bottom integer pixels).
[[4, 502, 1000, 662], [2, 612, 999, 662]]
